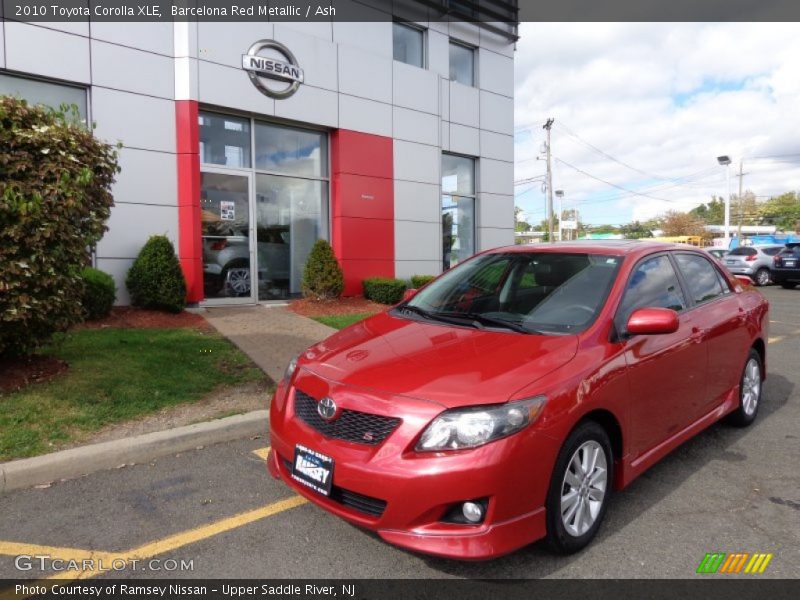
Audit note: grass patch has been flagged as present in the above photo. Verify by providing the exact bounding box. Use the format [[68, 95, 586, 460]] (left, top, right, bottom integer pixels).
[[312, 313, 371, 330], [0, 328, 265, 461]]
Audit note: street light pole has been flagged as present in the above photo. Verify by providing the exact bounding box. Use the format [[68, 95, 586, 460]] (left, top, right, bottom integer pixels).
[[543, 118, 554, 244], [555, 189, 564, 242], [717, 155, 732, 244]]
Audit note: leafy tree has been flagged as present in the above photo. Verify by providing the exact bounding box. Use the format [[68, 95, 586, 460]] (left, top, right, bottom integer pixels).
[[619, 221, 654, 239], [758, 192, 800, 232], [514, 206, 532, 232], [689, 197, 725, 224], [660, 210, 708, 237], [0, 97, 119, 357]]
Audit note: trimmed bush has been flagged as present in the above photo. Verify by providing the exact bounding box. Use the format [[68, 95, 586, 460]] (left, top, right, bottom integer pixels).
[[80, 267, 116, 320], [302, 240, 344, 301], [126, 235, 187, 313], [410, 275, 436, 288], [0, 97, 119, 357], [363, 277, 407, 304]]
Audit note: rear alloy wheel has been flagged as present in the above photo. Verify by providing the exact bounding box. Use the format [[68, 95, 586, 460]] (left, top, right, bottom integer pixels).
[[545, 421, 613, 554], [754, 268, 771, 287], [726, 349, 763, 427]]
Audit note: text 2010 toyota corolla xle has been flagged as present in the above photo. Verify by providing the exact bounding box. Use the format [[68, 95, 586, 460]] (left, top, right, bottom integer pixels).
[[267, 241, 769, 559]]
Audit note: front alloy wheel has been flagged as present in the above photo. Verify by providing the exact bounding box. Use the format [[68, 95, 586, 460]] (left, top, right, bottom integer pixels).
[[546, 421, 613, 554], [560, 441, 608, 537]]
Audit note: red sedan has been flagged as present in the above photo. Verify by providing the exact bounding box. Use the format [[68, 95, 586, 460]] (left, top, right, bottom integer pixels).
[[267, 241, 769, 559]]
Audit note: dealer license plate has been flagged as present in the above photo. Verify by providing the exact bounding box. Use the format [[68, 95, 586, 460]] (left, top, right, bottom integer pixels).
[[784, 259, 796, 267], [291, 444, 334, 496], [726, 260, 737, 265]]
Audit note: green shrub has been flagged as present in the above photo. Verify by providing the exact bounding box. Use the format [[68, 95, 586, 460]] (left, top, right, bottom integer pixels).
[[302, 240, 344, 301], [80, 267, 116, 320], [0, 96, 119, 357], [363, 277, 407, 304], [410, 275, 436, 288], [126, 235, 187, 313]]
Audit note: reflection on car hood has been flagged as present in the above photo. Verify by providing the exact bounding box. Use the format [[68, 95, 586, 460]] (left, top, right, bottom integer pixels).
[[300, 312, 579, 408]]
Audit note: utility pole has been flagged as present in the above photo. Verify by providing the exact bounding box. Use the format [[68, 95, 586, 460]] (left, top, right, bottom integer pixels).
[[736, 159, 748, 239], [543, 118, 554, 243]]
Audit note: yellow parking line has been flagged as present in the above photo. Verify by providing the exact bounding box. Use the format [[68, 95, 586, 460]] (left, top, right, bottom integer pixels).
[[127, 495, 306, 561], [252, 446, 271, 460], [0, 541, 117, 563]]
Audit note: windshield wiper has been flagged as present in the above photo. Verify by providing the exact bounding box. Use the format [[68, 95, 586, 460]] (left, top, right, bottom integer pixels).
[[439, 312, 531, 334]]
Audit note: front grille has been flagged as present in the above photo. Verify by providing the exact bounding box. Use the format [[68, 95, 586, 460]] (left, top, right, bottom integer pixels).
[[293, 390, 401, 446], [281, 457, 387, 518]]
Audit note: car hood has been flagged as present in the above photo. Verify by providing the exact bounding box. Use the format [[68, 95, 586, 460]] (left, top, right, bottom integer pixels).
[[299, 312, 579, 408]]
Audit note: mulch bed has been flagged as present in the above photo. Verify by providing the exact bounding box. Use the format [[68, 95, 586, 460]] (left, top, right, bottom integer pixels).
[[0, 356, 69, 394], [76, 306, 212, 331], [289, 296, 387, 317]]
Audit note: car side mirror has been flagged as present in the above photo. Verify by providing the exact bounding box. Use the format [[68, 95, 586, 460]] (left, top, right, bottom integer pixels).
[[626, 307, 679, 335], [402, 288, 418, 302]]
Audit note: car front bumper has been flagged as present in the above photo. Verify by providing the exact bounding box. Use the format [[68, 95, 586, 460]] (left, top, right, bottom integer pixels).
[[267, 372, 555, 560]]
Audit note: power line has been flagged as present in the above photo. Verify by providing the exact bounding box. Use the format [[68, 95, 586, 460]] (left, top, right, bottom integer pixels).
[[555, 157, 679, 203], [554, 122, 678, 182]]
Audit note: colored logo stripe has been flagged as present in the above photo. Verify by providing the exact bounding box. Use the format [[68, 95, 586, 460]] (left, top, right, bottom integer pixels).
[[697, 552, 773, 574], [697, 553, 726, 573]]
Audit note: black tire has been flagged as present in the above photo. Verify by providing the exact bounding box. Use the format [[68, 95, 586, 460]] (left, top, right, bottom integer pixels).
[[754, 268, 771, 287], [725, 349, 763, 427], [780, 282, 797, 290], [545, 421, 613, 554]]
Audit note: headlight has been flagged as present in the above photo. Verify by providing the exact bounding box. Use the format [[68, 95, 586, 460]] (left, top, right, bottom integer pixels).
[[416, 396, 546, 452], [283, 355, 299, 384]]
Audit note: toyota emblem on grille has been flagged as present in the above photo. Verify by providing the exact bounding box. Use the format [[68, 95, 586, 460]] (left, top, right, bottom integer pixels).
[[317, 397, 337, 420]]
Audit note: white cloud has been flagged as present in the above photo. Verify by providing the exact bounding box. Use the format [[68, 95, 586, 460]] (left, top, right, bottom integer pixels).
[[514, 23, 800, 225]]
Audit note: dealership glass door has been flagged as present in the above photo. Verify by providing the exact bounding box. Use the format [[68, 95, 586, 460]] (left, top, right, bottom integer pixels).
[[198, 111, 329, 304], [200, 171, 255, 303]]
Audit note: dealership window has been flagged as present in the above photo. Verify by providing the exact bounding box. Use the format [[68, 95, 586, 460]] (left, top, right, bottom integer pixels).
[[199, 111, 328, 303], [442, 154, 476, 271], [199, 113, 251, 168], [393, 22, 425, 68], [0, 72, 87, 121], [449, 41, 475, 86]]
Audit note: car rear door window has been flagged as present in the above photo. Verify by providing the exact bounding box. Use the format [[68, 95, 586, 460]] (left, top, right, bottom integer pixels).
[[762, 247, 783, 256], [616, 255, 686, 330], [674, 253, 725, 305]]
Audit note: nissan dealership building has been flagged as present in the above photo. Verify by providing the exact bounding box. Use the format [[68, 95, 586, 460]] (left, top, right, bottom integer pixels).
[[0, 5, 517, 304]]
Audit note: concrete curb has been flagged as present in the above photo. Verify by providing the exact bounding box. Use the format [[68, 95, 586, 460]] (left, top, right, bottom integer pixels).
[[0, 410, 269, 494]]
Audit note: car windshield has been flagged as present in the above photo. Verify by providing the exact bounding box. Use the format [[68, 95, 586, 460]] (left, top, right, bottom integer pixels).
[[729, 247, 756, 256], [399, 252, 622, 334]]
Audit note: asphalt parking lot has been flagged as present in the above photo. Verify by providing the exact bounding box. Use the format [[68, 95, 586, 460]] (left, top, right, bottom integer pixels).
[[0, 286, 798, 580]]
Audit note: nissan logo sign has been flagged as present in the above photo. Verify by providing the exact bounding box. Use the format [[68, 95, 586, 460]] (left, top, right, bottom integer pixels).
[[317, 397, 337, 421], [242, 39, 304, 99]]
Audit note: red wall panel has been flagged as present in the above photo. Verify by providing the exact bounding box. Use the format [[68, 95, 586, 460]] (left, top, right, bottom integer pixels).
[[330, 130, 394, 295], [175, 100, 203, 303]]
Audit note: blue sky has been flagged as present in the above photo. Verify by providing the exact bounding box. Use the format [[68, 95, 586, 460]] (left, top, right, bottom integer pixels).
[[513, 23, 800, 227]]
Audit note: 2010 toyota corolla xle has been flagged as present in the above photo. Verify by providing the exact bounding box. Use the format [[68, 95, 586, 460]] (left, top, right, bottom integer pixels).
[[267, 241, 769, 559]]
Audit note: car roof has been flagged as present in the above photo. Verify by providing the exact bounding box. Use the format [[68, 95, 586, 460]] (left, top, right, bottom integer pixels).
[[490, 240, 698, 258]]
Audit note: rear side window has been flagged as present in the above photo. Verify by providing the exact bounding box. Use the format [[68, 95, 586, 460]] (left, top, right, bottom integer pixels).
[[729, 247, 757, 256], [674, 253, 725, 304], [616, 255, 686, 329]]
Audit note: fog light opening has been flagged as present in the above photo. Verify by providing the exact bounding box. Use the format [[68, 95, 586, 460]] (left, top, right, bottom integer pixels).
[[440, 498, 489, 525], [462, 501, 484, 523]]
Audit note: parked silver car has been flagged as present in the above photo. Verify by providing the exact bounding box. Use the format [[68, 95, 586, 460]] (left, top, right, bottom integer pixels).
[[721, 244, 784, 286]]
